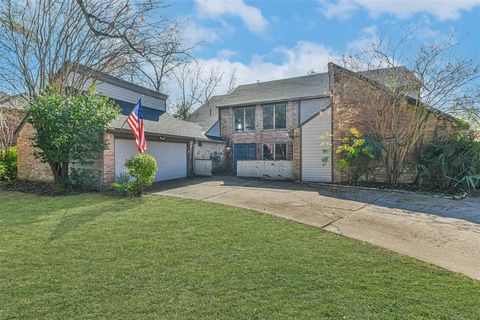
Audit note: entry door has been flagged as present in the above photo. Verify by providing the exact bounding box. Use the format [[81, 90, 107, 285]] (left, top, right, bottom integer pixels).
[[233, 143, 256, 171]]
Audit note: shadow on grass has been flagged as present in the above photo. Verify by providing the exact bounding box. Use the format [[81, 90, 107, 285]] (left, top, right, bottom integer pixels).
[[48, 196, 138, 241]]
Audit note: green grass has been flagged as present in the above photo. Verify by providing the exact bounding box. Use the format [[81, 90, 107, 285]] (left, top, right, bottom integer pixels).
[[0, 192, 479, 319]]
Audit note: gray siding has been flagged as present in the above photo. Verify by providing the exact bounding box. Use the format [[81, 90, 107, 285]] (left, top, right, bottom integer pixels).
[[300, 98, 331, 124], [69, 73, 166, 111], [206, 121, 220, 137], [301, 107, 332, 182]]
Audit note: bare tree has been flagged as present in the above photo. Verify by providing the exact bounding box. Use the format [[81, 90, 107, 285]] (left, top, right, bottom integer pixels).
[[0, 0, 179, 98], [338, 33, 480, 186], [226, 67, 238, 94], [171, 63, 230, 119], [124, 24, 196, 92], [76, 1, 196, 93]]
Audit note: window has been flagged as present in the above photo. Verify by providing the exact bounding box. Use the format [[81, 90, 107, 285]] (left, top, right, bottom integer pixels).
[[263, 104, 286, 130], [234, 106, 255, 132], [263, 143, 287, 160]]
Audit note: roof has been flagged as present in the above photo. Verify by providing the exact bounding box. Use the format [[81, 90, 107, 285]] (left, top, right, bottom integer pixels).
[[215, 66, 412, 108], [67, 64, 168, 100], [187, 95, 226, 132], [111, 112, 211, 141], [328, 62, 459, 123], [15, 63, 169, 135]]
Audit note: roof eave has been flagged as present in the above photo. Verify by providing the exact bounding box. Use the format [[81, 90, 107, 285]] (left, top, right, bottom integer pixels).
[[215, 94, 331, 108], [108, 127, 210, 142], [69, 64, 169, 100]]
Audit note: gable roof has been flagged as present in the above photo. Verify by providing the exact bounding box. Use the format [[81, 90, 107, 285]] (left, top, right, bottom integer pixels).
[[187, 95, 226, 132], [215, 66, 411, 108]]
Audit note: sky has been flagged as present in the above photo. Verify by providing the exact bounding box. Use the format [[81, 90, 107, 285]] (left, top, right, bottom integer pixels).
[[162, 0, 480, 96]]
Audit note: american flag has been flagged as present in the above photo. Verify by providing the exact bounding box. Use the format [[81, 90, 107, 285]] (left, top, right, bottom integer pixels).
[[127, 99, 147, 153]]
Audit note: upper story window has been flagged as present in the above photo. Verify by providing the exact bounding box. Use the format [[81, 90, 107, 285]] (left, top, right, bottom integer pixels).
[[263, 104, 286, 130], [234, 106, 255, 132]]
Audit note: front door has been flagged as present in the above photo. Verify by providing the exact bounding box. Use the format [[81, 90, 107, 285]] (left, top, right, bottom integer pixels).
[[233, 143, 256, 171]]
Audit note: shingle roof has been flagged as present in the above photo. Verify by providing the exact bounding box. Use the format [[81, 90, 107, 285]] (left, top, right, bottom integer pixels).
[[215, 66, 411, 108], [111, 112, 210, 141], [187, 95, 226, 132]]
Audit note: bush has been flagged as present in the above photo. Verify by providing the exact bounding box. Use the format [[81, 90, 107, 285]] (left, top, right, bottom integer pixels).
[[419, 131, 480, 191], [336, 128, 381, 185], [210, 151, 226, 174], [112, 154, 157, 196], [69, 167, 101, 191], [0, 147, 17, 181], [26, 86, 120, 184]]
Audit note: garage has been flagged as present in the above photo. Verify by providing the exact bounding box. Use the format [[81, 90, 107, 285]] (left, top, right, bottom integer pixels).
[[114, 139, 188, 182]]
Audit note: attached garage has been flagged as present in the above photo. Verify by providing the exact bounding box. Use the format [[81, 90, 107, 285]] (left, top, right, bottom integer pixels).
[[114, 139, 187, 182], [301, 107, 332, 182]]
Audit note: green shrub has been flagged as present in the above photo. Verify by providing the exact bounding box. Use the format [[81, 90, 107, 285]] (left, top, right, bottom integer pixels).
[[69, 167, 101, 191], [112, 154, 157, 196], [419, 131, 480, 191], [0, 147, 17, 181], [111, 173, 136, 197], [210, 151, 226, 174], [336, 128, 381, 185]]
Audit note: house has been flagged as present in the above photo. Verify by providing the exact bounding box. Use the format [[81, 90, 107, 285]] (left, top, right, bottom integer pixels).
[[16, 62, 457, 186], [0, 93, 26, 149], [188, 62, 456, 183], [16, 66, 226, 185]]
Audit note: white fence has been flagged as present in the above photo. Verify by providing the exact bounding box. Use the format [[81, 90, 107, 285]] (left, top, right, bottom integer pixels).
[[237, 160, 293, 180], [194, 159, 212, 176]]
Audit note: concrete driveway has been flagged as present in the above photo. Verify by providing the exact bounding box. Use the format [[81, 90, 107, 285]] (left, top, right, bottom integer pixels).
[[152, 176, 480, 280]]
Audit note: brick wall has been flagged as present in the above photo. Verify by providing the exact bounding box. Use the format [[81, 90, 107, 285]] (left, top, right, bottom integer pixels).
[[292, 127, 301, 181], [330, 63, 456, 183], [17, 124, 114, 185], [101, 133, 115, 184], [237, 160, 293, 179], [17, 123, 54, 182], [194, 141, 226, 160], [220, 101, 299, 161]]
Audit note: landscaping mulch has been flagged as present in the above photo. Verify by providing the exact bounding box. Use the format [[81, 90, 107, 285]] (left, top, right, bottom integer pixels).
[[1, 180, 67, 196]]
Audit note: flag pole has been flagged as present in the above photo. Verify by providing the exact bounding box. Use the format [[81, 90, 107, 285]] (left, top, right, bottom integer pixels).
[[120, 96, 144, 129]]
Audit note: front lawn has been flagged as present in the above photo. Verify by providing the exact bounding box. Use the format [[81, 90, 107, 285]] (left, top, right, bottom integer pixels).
[[0, 192, 478, 319]]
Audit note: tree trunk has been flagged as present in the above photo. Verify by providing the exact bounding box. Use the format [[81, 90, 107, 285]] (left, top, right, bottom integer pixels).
[[48, 162, 62, 184], [48, 161, 69, 184]]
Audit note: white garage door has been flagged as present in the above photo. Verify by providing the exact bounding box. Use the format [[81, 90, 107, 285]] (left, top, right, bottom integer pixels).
[[301, 107, 332, 182], [115, 139, 187, 182]]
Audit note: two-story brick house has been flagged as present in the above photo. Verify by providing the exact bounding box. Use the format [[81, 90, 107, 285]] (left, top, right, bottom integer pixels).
[[189, 62, 457, 183]]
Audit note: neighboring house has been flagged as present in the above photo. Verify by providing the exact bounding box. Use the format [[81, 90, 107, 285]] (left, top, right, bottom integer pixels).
[[16, 66, 226, 185], [189, 62, 456, 183], [0, 94, 26, 148]]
